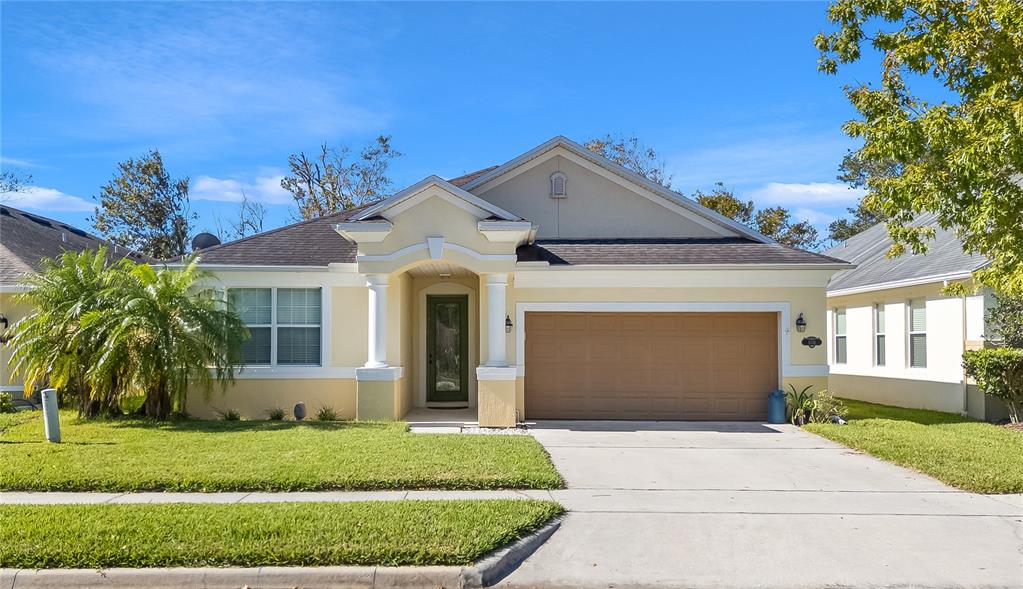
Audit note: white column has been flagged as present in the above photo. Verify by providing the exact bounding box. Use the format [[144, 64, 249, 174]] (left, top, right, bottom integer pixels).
[[365, 274, 389, 368], [485, 273, 508, 367]]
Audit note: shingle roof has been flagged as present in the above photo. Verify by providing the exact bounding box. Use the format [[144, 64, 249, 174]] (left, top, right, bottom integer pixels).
[[187, 206, 369, 267], [447, 166, 499, 187], [823, 213, 987, 293], [517, 238, 849, 266], [0, 205, 148, 285]]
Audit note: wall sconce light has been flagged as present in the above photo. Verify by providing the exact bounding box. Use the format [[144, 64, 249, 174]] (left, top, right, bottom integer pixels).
[[795, 312, 807, 333], [0, 314, 8, 344], [505, 315, 513, 334]]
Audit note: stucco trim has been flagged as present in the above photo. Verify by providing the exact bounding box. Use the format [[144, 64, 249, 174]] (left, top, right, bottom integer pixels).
[[352, 176, 521, 222], [355, 367, 404, 381], [357, 241, 518, 263], [515, 301, 797, 388], [476, 366, 517, 381], [230, 366, 359, 379]]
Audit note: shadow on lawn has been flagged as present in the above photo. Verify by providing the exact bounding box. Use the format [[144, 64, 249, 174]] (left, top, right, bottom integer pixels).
[[96, 418, 388, 434]]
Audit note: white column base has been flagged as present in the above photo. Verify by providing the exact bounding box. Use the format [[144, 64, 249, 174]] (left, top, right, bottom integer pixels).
[[476, 366, 517, 381], [355, 367, 404, 381]]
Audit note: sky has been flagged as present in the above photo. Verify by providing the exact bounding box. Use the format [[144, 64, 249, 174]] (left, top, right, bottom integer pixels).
[[1, 1, 879, 247]]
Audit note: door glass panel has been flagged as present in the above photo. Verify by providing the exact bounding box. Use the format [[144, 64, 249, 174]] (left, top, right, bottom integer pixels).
[[434, 302, 462, 392]]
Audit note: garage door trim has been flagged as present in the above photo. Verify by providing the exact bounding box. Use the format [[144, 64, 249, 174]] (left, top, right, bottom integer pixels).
[[515, 301, 791, 384]]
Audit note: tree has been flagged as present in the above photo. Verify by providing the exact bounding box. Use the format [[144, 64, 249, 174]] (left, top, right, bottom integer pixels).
[[694, 183, 821, 249], [827, 152, 892, 242], [8, 249, 246, 419], [8, 249, 123, 418], [93, 260, 247, 419], [985, 294, 1023, 348], [0, 170, 31, 194], [584, 134, 672, 188], [281, 136, 400, 220], [93, 150, 193, 259], [816, 0, 1023, 293], [215, 190, 267, 241]]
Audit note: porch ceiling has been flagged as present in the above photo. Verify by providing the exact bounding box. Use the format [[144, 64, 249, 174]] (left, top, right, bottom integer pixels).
[[405, 261, 477, 279]]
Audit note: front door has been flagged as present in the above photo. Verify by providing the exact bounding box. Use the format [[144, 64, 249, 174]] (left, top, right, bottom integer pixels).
[[426, 295, 470, 404]]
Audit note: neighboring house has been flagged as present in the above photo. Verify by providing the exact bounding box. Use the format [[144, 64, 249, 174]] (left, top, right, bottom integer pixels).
[[0, 204, 148, 398], [183, 136, 850, 425], [823, 214, 1007, 420]]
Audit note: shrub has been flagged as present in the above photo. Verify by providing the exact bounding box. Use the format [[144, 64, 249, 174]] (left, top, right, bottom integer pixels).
[[315, 405, 338, 422], [0, 392, 15, 414], [266, 407, 286, 421], [786, 385, 813, 424], [217, 409, 241, 421], [963, 347, 1023, 423], [787, 386, 847, 425]]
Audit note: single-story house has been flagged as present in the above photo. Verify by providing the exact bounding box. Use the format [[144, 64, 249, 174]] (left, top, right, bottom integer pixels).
[[823, 214, 1008, 421], [184, 136, 850, 425], [0, 204, 148, 398]]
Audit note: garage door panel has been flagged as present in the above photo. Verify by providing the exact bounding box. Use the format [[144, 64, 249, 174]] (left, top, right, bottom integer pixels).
[[525, 311, 778, 420]]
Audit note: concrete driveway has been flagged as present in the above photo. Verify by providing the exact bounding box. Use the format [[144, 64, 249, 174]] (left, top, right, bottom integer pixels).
[[502, 421, 1023, 589]]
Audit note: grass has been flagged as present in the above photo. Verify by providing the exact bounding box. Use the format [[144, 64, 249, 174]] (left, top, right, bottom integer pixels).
[[0, 500, 563, 568], [804, 399, 1023, 494], [0, 411, 562, 492]]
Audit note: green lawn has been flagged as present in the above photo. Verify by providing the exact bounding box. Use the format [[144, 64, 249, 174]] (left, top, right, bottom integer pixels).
[[805, 399, 1023, 493], [0, 500, 563, 568], [0, 411, 562, 491]]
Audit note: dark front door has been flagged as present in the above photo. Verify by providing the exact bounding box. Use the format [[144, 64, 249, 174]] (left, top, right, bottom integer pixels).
[[426, 295, 470, 404]]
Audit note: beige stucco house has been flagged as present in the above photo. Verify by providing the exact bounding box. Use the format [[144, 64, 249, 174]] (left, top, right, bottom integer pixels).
[[824, 215, 1008, 421], [183, 137, 849, 425]]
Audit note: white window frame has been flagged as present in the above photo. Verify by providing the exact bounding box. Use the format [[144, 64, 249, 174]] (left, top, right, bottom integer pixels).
[[229, 286, 322, 367], [908, 298, 927, 369], [833, 308, 847, 364], [874, 303, 886, 367]]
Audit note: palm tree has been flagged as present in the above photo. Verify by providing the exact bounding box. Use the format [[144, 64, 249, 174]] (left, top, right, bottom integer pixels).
[[9, 249, 125, 417], [89, 259, 247, 419], [9, 249, 246, 419]]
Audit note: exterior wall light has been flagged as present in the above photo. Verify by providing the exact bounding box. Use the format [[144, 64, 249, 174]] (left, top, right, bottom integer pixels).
[[505, 315, 513, 334], [795, 312, 807, 333]]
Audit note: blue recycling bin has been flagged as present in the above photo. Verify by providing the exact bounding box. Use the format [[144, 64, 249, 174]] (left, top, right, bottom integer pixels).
[[767, 389, 786, 424]]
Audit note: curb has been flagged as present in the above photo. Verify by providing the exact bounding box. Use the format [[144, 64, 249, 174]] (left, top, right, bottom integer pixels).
[[0, 518, 562, 589]]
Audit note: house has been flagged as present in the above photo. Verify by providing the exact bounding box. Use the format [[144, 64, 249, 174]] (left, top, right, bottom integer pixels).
[[183, 136, 850, 425], [0, 204, 148, 398], [823, 214, 1008, 420]]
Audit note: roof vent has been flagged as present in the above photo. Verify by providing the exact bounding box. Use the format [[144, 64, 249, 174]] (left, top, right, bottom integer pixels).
[[61, 231, 67, 242], [191, 232, 222, 251], [550, 171, 567, 198]]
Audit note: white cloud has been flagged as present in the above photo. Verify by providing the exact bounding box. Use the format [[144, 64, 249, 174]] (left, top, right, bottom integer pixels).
[[191, 171, 291, 205], [0, 156, 38, 168], [793, 207, 837, 225], [747, 182, 865, 205], [0, 187, 94, 212]]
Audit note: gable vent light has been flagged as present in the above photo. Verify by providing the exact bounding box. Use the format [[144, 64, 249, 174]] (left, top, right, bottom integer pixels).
[[550, 171, 567, 198]]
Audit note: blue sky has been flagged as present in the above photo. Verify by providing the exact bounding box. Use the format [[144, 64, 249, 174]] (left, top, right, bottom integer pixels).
[[1, 1, 876, 245]]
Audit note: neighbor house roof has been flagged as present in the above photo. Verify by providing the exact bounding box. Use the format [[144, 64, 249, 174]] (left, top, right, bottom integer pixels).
[[518, 238, 849, 267], [184, 205, 373, 268], [823, 213, 988, 295], [0, 205, 148, 286], [448, 166, 499, 187]]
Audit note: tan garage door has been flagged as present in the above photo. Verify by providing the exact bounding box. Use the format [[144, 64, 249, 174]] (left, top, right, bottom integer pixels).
[[524, 312, 778, 420]]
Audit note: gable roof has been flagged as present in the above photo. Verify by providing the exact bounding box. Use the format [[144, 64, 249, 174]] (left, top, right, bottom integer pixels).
[[0, 205, 149, 286], [518, 238, 850, 267], [459, 136, 775, 244], [349, 176, 522, 222], [823, 213, 988, 294], [448, 166, 499, 187], [184, 205, 370, 268]]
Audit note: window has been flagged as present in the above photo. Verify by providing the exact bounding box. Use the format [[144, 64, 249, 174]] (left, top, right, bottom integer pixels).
[[229, 287, 321, 366], [909, 299, 927, 368], [550, 171, 567, 198], [834, 308, 847, 364], [874, 304, 886, 366]]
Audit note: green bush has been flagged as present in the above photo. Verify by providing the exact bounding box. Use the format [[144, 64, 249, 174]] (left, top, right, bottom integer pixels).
[[963, 347, 1023, 423], [266, 407, 285, 421], [786, 386, 847, 425], [217, 409, 241, 421], [316, 405, 338, 422], [0, 393, 15, 414]]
